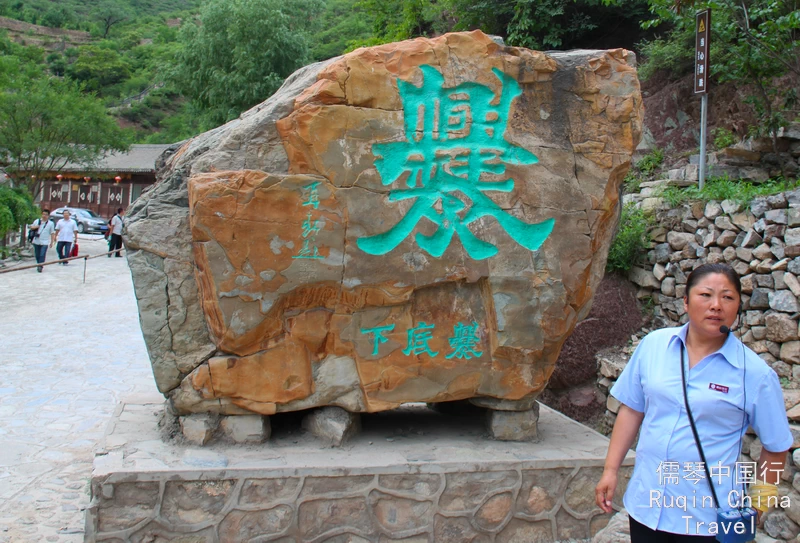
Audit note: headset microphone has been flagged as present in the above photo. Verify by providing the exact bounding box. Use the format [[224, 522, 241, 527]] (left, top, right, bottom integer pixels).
[[721, 303, 744, 336]]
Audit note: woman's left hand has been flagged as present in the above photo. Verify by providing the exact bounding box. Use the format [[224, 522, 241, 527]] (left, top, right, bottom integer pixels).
[[595, 469, 618, 513]]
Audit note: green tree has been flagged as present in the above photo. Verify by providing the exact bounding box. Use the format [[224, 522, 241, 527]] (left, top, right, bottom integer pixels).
[[92, 0, 133, 39], [643, 0, 799, 77], [638, 0, 799, 164], [171, 0, 324, 128], [310, 0, 376, 60], [351, 0, 459, 46], [65, 45, 132, 94], [0, 31, 48, 67], [353, 0, 650, 52], [0, 54, 130, 200], [41, 5, 75, 28], [0, 186, 38, 242]]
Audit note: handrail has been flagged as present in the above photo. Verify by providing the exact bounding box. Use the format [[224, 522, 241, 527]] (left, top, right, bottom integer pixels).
[[0, 234, 116, 272], [0, 249, 125, 282]]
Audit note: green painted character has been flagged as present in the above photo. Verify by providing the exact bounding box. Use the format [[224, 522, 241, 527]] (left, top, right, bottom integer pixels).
[[293, 239, 322, 259], [357, 65, 554, 260], [360, 324, 395, 356], [402, 322, 439, 357], [301, 181, 321, 209], [446, 321, 483, 360], [301, 212, 322, 238], [293, 183, 325, 259]]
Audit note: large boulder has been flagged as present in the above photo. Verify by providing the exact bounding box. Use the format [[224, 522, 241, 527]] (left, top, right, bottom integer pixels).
[[126, 31, 643, 415]]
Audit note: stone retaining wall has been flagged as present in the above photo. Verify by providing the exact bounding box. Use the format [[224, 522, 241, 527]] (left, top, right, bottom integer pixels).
[[87, 464, 632, 542], [626, 188, 800, 397]]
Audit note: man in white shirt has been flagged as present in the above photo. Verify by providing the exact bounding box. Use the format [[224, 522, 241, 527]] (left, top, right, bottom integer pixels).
[[55, 210, 78, 264], [29, 209, 55, 272], [108, 207, 124, 258]]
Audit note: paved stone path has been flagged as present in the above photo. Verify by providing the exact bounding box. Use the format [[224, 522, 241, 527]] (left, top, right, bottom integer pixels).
[[0, 236, 157, 542]]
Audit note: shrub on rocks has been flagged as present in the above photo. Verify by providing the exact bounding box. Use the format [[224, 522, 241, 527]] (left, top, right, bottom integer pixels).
[[607, 204, 653, 274]]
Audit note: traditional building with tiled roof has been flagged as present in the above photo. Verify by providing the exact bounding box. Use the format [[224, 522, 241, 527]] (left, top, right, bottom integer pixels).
[[37, 144, 171, 217]]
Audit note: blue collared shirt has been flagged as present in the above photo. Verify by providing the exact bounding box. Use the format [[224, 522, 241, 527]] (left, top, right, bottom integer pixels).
[[611, 324, 792, 536]]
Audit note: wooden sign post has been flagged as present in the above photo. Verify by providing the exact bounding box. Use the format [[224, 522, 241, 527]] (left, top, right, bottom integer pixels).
[[695, 9, 711, 188]]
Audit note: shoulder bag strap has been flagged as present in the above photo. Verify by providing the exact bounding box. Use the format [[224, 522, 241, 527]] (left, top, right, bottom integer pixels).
[[680, 343, 721, 510]]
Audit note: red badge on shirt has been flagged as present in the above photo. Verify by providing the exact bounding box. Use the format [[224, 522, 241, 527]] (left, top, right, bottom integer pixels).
[[709, 383, 729, 394]]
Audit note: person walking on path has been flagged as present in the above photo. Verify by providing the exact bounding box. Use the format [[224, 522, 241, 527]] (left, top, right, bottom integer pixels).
[[595, 262, 791, 542], [55, 210, 78, 264], [108, 207, 124, 258], [29, 209, 55, 272]]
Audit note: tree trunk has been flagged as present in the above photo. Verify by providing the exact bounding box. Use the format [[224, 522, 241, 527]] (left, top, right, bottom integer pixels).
[[19, 224, 27, 248]]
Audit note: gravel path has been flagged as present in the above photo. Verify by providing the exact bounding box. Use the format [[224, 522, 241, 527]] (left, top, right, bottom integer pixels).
[[0, 236, 157, 542]]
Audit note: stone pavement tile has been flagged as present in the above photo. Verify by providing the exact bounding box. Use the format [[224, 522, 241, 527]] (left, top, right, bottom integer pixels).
[[0, 235, 157, 542]]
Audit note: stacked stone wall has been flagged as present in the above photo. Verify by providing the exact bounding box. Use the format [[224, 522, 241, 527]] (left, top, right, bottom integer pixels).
[[628, 189, 800, 389]]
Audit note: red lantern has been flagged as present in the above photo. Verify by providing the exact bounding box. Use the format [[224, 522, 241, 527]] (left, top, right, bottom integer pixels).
[[56, 174, 63, 181], [83, 176, 90, 184], [114, 176, 122, 183]]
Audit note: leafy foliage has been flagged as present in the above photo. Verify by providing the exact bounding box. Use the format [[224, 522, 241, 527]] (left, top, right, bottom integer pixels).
[[637, 148, 665, 175], [712, 127, 738, 149], [507, 0, 651, 50], [93, 0, 133, 39], [638, 1, 800, 151], [659, 176, 800, 207], [0, 47, 130, 198], [623, 148, 665, 193], [607, 203, 653, 274], [0, 0, 195, 142], [310, 0, 376, 60], [351, 0, 651, 52], [0, 186, 38, 238], [65, 45, 131, 94], [624, 171, 644, 194], [0, 0, 200, 31], [170, 0, 324, 128], [637, 31, 695, 81], [0, 0, 795, 148]]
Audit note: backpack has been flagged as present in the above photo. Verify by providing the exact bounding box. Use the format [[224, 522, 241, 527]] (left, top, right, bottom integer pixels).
[[104, 215, 118, 239], [27, 219, 43, 242]]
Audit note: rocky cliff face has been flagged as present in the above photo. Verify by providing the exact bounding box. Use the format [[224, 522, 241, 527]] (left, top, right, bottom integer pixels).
[[125, 31, 643, 416]]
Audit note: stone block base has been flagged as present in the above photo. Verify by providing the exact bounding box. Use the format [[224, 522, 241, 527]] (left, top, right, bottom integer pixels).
[[220, 414, 270, 443], [86, 401, 634, 542], [179, 413, 217, 445], [487, 403, 540, 441], [301, 406, 360, 446]]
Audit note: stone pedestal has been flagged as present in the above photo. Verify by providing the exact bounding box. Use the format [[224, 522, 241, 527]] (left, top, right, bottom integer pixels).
[[301, 406, 360, 446], [487, 403, 540, 441], [219, 414, 270, 444], [86, 399, 634, 542], [179, 414, 218, 445]]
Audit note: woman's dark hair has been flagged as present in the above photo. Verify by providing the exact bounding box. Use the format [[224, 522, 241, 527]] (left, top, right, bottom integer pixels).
[[685, 262, 742, 297]]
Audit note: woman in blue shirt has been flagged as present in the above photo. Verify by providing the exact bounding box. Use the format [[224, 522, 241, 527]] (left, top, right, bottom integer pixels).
[[595, 263, 792, 542]]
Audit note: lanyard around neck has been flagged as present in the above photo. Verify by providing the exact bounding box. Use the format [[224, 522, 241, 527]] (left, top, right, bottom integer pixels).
[[680, 342, 722, 510]]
